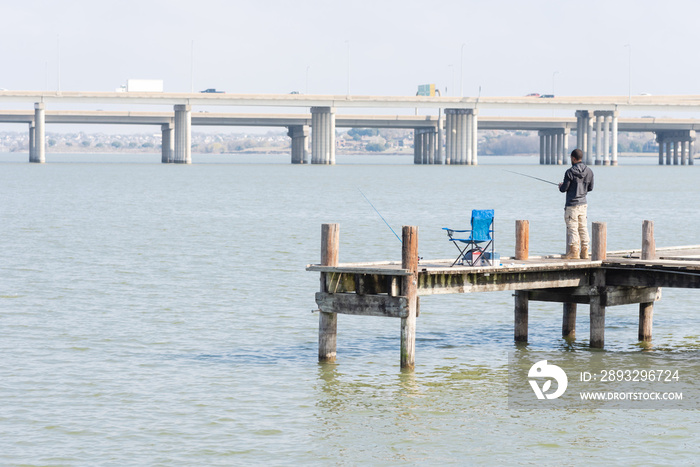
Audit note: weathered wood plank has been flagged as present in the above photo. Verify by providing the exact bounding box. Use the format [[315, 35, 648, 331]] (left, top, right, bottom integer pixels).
[[417, 269, 591, 295], [323, 273, 399, 294], [315, 292, 409, 318], [307, 264, 412, 275], [605, 266, 700, 288], [526, 286, 661, 306]]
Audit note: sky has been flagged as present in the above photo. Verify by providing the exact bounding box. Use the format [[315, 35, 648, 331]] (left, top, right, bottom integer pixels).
[[2, 0, 700, 132]]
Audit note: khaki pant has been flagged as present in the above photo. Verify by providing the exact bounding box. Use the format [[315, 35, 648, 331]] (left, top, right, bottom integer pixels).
[[565, 204, 589, 250]]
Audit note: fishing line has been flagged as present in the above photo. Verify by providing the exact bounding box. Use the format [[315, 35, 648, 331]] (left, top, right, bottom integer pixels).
[[358, 188, 402, 244], [503, 169, 559, 186]]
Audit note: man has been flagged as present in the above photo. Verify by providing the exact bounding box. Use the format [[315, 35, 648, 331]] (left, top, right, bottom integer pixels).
[[558, 148, 594, 259]]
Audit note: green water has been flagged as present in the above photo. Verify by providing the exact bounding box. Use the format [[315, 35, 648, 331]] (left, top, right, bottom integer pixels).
[[1, 153, 698, 465]]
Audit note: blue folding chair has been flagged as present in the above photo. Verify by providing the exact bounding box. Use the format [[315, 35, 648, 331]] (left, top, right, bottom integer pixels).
[[443, 209, 495, 266]]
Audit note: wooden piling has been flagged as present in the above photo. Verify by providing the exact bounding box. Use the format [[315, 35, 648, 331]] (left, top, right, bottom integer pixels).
[[400, 226, 418, 370], [639, 302, 654, 341], [589, 222, 607, 347], [642, 220, 656, 260], [591, 222, 607, 261], [515, 220, 529, 260], [589, 269, 606, 348], [562, 302, 576, 339], [319, 223, 339, 363], [514, 290, 529, 342]]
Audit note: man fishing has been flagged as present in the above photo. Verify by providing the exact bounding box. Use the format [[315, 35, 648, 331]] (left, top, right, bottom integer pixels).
[[558, 148, 594, 260]]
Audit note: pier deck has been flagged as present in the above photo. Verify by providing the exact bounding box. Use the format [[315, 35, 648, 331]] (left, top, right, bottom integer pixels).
[[307, 222, 700, 369]]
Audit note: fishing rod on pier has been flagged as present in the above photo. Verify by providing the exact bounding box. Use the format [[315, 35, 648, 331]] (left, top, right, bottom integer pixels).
[[503, 169, 559, 186], [358, 188, 403, 244]]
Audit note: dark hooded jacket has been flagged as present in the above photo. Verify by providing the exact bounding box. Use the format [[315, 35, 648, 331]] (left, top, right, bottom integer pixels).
[[559, 162, 594, 206]]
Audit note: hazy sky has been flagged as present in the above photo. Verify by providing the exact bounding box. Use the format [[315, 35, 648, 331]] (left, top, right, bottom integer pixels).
[[3, 0, 699, 97], [2, 0, 699, 134]]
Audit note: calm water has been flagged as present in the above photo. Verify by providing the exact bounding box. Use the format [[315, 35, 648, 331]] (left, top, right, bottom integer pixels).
[[1, 152, 699, 465]]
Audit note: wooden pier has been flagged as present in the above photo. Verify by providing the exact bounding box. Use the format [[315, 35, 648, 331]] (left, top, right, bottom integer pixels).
[[307, 222, 700, 369]]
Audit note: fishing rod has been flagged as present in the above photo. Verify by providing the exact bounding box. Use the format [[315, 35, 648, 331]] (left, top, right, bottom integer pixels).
[[503, 169, 559, 186], [358, 188, 403, 244]]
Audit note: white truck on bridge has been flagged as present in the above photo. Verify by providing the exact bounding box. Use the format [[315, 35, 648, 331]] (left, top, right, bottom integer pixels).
[[116, 79, 164, 92]]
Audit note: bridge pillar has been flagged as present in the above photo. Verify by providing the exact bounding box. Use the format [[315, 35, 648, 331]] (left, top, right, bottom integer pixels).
[[287, 125, 309, 164], [611, 112, 619, 165], [594, 113, 603, 165], [690, 139, 695, 165], [437, 111, 444, 164], [444, 108, 477, 165], [603, 113, 611, 165], [539, 131, 550, 165], [575, 110, 592, 164], [311, 107, 335, 164], [593, 111, 619, 166], [655, 130, 695, 166], [471, 109, 479, 165], [31, 103, 45, 163], [28, 122, 35, 162], [161, 122, 173, 163], [413, 128, 438, 164], [413, 130, 422, 164], [681, 140, 688, 165], [173, 105, 191, 164], [445, 109, 455, 165], [538, 129, 569, 165]]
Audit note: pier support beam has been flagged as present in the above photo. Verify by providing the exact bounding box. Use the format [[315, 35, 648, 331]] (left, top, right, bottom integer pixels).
[[288, 125, 310, 164], [161, 122, 173, 163], [401, 225, 418, 370], [562, 303, 577, 339], [31, 103, 45, 163], [311, 107, 335, 164], [639, 302, 654, 341], [400, 226, 419, 370], [639, 219, 656, 341], [319, 223, 339, 363], [590, 222, 607, 348], [173, 105, 191, 164], [514, 290, 529, 343]]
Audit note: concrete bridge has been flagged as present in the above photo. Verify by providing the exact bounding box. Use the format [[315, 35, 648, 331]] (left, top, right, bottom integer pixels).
[[1, 90, 699, 165]]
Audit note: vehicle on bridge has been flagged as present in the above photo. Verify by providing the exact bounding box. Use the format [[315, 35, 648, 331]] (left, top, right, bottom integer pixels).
[[200, 88, 224, 93]]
